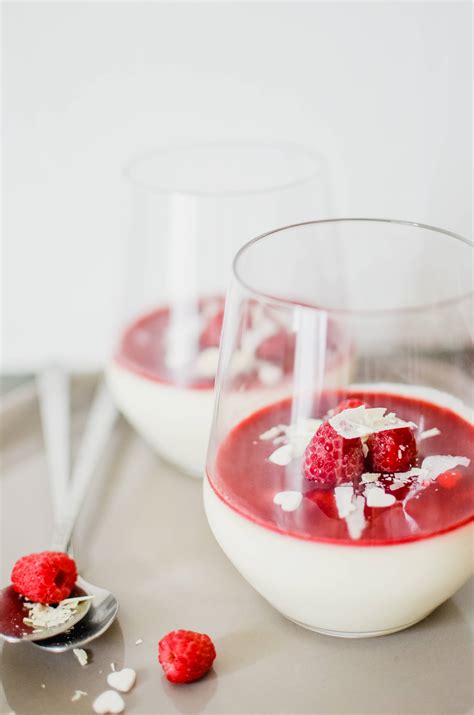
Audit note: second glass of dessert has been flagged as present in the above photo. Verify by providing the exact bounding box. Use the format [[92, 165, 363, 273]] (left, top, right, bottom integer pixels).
[[204, 218, 473, 637], [107, 142, 331, 476]]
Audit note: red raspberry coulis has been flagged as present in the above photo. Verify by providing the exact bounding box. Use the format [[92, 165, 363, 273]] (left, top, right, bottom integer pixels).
[[209, 391, 474, 546]]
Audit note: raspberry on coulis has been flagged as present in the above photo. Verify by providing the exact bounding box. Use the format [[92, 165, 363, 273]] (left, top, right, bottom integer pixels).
[[255, 331, 296, 372], [438, 469, 463, 490], [303, 421, 364, 489], [158, 630, 216, 684], [199, 310, 224, 350], [333, 398, 365, 415], [366, 427, 417, 473], [11, 551, 77, 604]]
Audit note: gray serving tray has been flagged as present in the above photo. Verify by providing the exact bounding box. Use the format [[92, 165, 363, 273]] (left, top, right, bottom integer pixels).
[[0, 375, 472, 715]]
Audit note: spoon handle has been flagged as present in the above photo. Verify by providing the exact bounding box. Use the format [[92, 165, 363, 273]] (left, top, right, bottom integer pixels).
[[51, 380, 118, 552], [36, 366, 70, 518]]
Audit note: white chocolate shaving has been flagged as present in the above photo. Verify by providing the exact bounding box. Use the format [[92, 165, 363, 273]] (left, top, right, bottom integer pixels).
[[345, 495, 367, 540], [265, 419, 322, 465], [361, 472, 380, 483], [329, 405, 416, 440], [71, 690, 87, 702], [419, 427, 441, 441], [22, 596, 93, 632], [73, 648, 88, 667], [259, 424, 286, 441], [334, 485, 356, 518], [421, 455, 470, 480]]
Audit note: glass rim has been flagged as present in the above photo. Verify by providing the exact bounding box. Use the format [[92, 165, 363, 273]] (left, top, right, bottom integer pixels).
[[122, 140, 325, 197], [232, 217, 474, 317]]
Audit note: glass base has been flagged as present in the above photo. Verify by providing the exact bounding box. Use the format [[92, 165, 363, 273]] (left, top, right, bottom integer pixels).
[[287, 612, 432, 638]]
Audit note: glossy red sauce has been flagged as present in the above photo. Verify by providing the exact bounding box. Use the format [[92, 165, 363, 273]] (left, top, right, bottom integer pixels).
[[210, 390, 474, 546], [115, 299, 350, 390], [115, 300, 224, 389]]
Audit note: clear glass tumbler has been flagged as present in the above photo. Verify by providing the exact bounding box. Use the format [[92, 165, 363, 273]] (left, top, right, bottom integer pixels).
[[106, 142, 329, 476], [204, 218, 473, 637]]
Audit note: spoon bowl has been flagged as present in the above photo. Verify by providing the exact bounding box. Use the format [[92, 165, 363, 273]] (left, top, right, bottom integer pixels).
[[33, 576, 119, 652], [0, 582, 92, 643]]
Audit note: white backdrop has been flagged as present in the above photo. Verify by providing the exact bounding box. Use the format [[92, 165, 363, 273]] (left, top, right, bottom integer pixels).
[[2, 1, 472, 371]]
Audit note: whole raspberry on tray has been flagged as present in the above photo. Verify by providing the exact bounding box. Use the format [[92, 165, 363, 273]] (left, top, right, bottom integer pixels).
[[303, 421, 364, 489], [366, 427, 417, 473], [11, 551, 77, 604], [158, 629, 216, 684]]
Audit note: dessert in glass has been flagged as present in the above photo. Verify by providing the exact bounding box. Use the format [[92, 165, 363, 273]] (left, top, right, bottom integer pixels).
[[204, 219, 473, 637], [106, 142, 336, 476]]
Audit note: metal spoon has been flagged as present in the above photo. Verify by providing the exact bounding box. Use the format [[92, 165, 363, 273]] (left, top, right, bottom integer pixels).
[[0, 366, 88, 643], [35, 379, 120, 652], [0, 377, 119, 649]]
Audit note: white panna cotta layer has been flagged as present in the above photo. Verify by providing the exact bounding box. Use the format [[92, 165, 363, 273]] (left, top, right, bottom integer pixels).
[[107, 361, 213, 476], [107, 357, 352, 476]]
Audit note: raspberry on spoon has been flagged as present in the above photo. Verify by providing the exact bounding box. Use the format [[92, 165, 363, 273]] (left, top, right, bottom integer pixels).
[[303, 421, 364, 489], [158, 630, 216, 684], [11, 551, 77, 604], [366, 427, 417, 473]]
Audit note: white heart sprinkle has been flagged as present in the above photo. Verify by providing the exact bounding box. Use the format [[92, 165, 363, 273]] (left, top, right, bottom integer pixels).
[[107, 667, 136, 693], [365, 487, 396, 508], [92, 690, 125, 714], [273, 491, 303, 512], [268, 444, 294, 466]]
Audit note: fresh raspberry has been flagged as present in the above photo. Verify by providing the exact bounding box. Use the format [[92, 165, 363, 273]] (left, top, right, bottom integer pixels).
[[303, 421, 364, 489], [438, 469, 462, 490], [333, 398, 365, 415], [256, 331, 295, 371], [158, 630, 216, 684], [366, 427, 417, 473], [199, 310, 224, 350], [11, 551, 77, 604]]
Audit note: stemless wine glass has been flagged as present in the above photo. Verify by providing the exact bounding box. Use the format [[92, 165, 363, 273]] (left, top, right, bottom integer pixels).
[[204, 218, 473, 637], [106, 142, 330, 476]]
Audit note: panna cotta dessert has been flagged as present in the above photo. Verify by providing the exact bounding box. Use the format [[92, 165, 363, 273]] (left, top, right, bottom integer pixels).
[[107, 297, 353, 475], [204, 384, 473, 636]]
